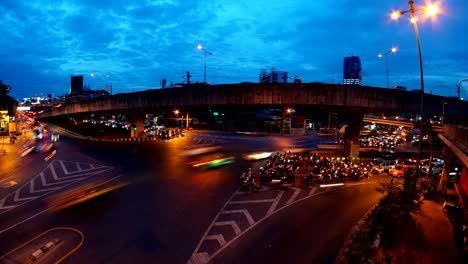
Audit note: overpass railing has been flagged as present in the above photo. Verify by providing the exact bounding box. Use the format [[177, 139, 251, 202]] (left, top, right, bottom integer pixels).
[[442, 125, 468, 154]]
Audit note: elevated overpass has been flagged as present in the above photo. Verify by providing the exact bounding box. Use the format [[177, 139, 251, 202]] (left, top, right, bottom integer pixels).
[[36, 83, 467, 157], [38, 83, 465, 118]]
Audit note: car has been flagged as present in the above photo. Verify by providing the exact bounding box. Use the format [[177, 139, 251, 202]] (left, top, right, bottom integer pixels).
[[421, 163, 443, 175], [389, 165, 407, 178], [373, 159, 397, 171]]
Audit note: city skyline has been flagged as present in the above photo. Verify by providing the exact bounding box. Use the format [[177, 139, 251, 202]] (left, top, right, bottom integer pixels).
[[0, 0, 467, 100]]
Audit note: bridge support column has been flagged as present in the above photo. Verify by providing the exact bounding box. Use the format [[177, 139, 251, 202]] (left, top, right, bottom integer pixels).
[[437, 147, 456, 194], [343, 113, 364, 158], [128, 113, 145, 138]]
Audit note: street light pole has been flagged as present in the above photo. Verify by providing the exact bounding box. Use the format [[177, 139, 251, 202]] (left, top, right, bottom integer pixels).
[[378, 48, 397, 89], [456, 78, 468, 141], [391, 1, 439, 179], [197, 44, 212, 84], [442, 102, 447, 125]]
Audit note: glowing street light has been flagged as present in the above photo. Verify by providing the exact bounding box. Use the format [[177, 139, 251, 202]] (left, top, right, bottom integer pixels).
[[197, 44, 213, 84], [378, 47, 397, 89], [390, 1, 440, 178]]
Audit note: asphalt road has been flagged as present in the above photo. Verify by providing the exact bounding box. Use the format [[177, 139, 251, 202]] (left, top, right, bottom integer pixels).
[[0, 130, 380, 264]]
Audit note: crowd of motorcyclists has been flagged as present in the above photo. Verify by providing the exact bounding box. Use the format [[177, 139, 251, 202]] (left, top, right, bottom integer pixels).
[[240, 151, 379, 192], [154, 129, 186, 140]]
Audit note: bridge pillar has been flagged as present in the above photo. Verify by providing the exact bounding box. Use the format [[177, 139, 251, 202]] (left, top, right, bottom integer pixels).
[[437, 147, 457, 194], [343, 113, 364, 158], [127, 113, 145, 138]]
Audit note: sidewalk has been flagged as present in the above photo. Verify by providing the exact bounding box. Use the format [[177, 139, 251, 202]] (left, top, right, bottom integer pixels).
[[0, 136, 24, 180], [373, 199, 463, 264]]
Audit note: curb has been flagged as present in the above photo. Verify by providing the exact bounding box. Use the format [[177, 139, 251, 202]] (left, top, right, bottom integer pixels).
[[334, 203, 380, 264]]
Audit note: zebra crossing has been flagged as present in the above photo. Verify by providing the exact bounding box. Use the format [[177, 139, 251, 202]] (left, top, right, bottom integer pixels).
[[0, 160, 113, 215]]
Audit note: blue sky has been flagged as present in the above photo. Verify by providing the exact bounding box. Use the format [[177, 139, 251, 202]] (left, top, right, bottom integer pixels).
[[1, 0, 467, 100]]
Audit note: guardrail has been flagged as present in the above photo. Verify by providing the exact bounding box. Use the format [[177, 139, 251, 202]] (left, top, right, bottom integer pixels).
[[442, 125, 468, 154]]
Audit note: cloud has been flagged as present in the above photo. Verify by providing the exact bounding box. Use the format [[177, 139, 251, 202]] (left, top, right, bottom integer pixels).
[[0, 0, 466, 100]]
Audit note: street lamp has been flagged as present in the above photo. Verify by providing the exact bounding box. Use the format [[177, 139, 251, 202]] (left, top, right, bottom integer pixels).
[[441, 101, 447, 125], [455, 78, 468, 141], [390, 1, 439, 177], [197, 44, 212, 84], [378, 47, 397, 89], [174, 109, 180, 128]]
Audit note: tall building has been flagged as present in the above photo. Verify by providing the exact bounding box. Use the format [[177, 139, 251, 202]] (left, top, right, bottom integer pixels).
[[259, 68, 288, 83], [70, 75, 84, 95], [343, 56, 362, 85]]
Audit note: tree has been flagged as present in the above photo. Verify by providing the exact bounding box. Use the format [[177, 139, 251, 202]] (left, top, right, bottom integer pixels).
[[0, 80, 11, 96], [0, 80, 18, 116]]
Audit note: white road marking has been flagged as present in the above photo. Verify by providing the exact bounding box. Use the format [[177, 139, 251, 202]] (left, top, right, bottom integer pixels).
[[188, 253, 210, 264], [213, 221, 241, 235], [308, 186, 318, 196], [189, 180, 378, 263], [0, 160, 113, 213], [51, 163, 59, 180], [286, 188, 301, 205], [0, 174, 124, 235], [266, 191, 284, 216], [13, 186, 38, 202], [222, 209, 255, 226], [229, 199, 275, 204], [205, 234, 227, 247]]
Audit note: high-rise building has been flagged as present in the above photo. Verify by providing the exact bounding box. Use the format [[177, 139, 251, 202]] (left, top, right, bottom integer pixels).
[[70, 75, 84, 95], [343, 56, 362, 85]]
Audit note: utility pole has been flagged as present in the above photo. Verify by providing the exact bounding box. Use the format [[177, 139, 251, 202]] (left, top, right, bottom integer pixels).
[[186, 71, 191, 85]]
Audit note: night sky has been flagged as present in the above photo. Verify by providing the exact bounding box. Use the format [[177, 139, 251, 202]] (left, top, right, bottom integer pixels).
[[1, 0, 466, 100]]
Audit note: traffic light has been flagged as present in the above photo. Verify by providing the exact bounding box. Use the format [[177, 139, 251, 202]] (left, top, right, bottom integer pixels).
[[213, 112, 219, 116]]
